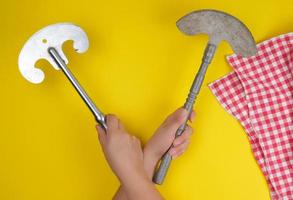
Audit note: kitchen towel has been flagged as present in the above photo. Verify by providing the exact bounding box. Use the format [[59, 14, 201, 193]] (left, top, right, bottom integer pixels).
[[209, 33, 293, 199]]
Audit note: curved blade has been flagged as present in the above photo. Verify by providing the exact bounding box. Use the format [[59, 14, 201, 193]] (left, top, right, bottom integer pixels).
[[177, 9, 257, 57], [18, 23, 89, 84]]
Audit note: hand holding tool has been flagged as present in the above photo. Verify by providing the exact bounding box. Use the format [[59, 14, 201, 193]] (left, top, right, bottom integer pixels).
[[153, 9, 257, 185]]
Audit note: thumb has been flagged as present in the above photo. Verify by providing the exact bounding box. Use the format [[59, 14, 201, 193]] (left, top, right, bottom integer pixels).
[[159, 108, 189, 142], [165, 107, 189, 131]]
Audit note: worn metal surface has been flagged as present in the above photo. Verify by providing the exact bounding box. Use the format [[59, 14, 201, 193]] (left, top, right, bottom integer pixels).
[[153, 9, 257, 185], [177, 9, 257, 57], [48, 47, 106, 129]]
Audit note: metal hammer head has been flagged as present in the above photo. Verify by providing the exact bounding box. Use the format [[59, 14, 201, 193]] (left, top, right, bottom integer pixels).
[[177, 9, 257, 57], [18, 23, 89, 84]]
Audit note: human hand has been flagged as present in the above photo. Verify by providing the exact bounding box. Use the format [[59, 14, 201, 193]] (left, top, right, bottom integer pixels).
[[97, 115, 164, 200], [143, 108, 194, 178], [96, 114, 147, 185]]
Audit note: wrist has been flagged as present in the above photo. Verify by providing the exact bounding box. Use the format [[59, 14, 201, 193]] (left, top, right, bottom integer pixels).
[[143, 147, 161, 179], [143, 145, 161, 162], [122, 174, 162, 200], [120, 169, 152, 194], [119, 166, 149, 186]]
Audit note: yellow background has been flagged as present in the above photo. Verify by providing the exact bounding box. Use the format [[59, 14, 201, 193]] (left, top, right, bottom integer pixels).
[[0, 0, 292, 199]]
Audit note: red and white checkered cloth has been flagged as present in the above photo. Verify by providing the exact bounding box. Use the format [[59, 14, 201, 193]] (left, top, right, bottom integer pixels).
[[209, 33, 293, 200]]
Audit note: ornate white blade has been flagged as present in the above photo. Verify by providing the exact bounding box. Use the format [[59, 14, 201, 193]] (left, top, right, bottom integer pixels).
[[18, 23, 89, 84]]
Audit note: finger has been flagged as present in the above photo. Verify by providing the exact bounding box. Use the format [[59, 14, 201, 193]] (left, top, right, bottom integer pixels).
[[132, 136, 142, 147], [96, 124, 106, 145], [118, 119, 125, 130], [173, 126, 193, 146], [169, 140, 189, 157], [135, 136, 141, 145], [106, 114, 119, 130], [189, 110, 196, 122], [172, 149, 186, 159]]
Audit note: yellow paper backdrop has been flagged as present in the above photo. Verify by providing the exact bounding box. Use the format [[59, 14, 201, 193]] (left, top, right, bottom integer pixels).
[[0, 0, 292, 199]]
